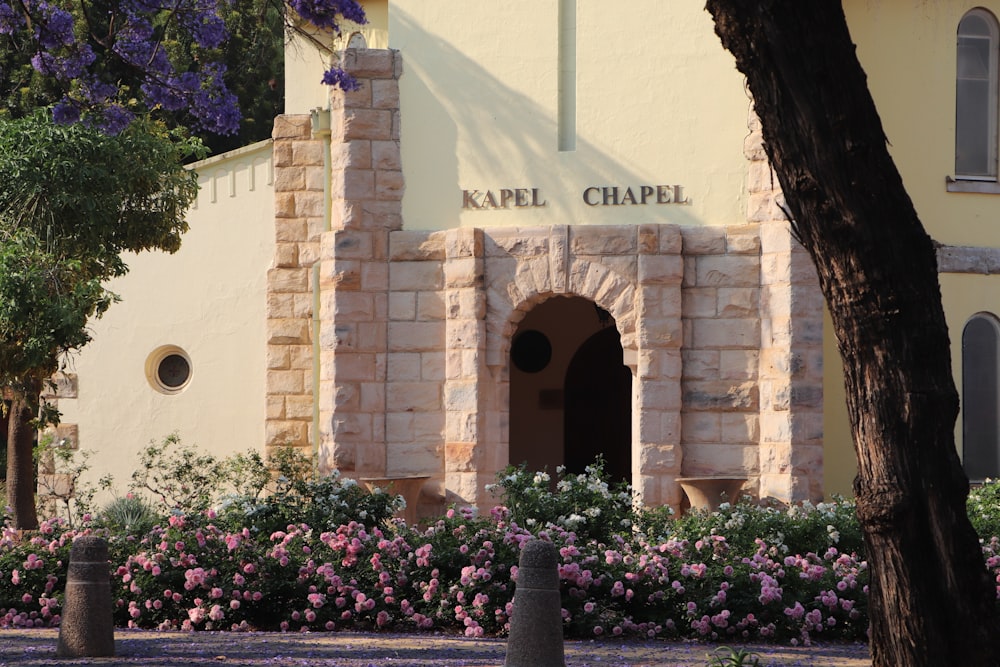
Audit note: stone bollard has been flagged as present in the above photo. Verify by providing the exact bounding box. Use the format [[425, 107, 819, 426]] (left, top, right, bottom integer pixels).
[[57, 536, 114, 657], [505, 539, 565, 667]]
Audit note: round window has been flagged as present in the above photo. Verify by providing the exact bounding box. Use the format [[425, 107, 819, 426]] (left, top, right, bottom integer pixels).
[[511, 330, 552, 373], [146, 346, 193, 394]]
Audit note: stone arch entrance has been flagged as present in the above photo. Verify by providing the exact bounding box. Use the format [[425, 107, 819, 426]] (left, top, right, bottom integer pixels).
[[507, 297, 631, 481], [437, 224, 685, 511]]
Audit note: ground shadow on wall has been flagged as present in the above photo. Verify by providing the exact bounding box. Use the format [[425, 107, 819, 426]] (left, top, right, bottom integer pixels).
[[390, 8, 702, 230]]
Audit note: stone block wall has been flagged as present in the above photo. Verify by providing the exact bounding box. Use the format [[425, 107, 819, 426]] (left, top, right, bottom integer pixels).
[[317, 49, 405, 479], [746, 114, 825, 502], [267, 48, 827, 519], [266, 116, 325, 458], [680, 225, 763, 485]]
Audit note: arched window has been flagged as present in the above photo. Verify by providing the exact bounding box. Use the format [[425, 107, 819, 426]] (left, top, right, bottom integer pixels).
[[962, 313, 1000, 481], [956, 9, 1000, 180]]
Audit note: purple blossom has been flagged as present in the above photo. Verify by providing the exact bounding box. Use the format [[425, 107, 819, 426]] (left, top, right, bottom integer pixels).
[[285, 0, 365, 32], [51, 99, 80, 125], [0, 1, 25, 34], [34, 6, 75, 49], [321, 67, 360, 92]]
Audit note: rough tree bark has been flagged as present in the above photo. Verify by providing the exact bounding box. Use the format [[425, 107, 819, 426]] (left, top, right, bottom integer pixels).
[[5, 378, 39, 531], [706, 1, 1000, 665]]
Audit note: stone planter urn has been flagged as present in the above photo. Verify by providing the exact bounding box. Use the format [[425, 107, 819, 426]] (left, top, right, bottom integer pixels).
[[676, 476, 747, 512]]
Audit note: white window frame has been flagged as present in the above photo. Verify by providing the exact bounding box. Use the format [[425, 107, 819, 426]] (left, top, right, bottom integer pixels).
[[950, 8, 1000, 192]]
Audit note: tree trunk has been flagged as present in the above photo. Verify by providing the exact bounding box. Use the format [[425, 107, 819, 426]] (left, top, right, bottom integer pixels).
[[6, 379, 39, 530], [706, 1, 1000, 665]]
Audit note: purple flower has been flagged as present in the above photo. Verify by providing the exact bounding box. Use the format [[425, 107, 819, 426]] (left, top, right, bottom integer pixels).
[[321, 67, 361, 92], [0, 2, 25, 34], [286, 0, 365, 32], [51, 100, 81, 125]]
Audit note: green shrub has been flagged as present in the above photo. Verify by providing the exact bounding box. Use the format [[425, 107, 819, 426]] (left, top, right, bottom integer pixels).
[[667, 496, 864, 560], [968, 480, 1000, 541], [95, 495, 161, 537], [215, 447, 403, 534], [129, 434, 227, 513], [486, 458, 635, 544]]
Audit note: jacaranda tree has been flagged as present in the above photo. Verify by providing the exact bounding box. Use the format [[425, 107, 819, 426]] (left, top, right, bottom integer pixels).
[[0, 0, 366, 528], [0, 0, 365, 134]]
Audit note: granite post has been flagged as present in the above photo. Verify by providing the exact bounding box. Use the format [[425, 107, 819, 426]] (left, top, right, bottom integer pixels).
[[504, 539, 564, 667], [57, 536, 114, 657]]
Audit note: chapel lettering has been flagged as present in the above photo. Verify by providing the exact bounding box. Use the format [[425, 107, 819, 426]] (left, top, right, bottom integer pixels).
[[582, 185, 688, 206], [462, 188, 547, 210]]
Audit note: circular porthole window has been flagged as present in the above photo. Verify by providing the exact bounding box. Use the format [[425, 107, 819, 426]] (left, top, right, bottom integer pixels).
[[146, 346, 193, 394], [511, 330, 552, 373]]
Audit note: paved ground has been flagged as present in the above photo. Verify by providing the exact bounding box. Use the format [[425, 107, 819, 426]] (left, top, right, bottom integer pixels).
[[0, 629, 870, 667]]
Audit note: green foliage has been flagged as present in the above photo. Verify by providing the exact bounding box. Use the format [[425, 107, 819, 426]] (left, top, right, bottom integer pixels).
[[0, 230, 110, 384], [215, 447, 404, 534], [96, 495, 161, 537], [665, 497, 864, 560], [0, 112, 204, 526], [968, 481, 1000, 542], [707, 646, 762, 667], [0, 111, 202, 278], [34, 434, 108, 528], [130, 434, 229, 513], [486, 458, 635, 543], [126, 438, 402, 534]]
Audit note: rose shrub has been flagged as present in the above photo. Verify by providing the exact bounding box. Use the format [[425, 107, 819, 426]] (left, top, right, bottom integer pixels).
[[2, 457, 1000, 646]]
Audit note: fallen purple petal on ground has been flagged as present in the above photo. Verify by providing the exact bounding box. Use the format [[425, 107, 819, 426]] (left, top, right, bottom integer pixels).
[[0, 629, 871, 667]]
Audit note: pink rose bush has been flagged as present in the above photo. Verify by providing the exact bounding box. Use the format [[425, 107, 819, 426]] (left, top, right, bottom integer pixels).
[[3, 470, 1000, 644]]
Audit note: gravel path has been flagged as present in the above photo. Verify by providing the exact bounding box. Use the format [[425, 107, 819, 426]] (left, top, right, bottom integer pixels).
[[0, 629, 871, 667]]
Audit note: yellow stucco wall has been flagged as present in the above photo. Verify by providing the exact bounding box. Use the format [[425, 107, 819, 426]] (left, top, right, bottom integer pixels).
[[845, 0, 1000, 247], [57, 142, 276, 499], [388, 1, 749, 230], [821, 3, 1000, 496]]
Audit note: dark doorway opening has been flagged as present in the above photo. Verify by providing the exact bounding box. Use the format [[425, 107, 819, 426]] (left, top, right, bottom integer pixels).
[[508, 297, 631, 485], [564, 326, 632, 484]]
